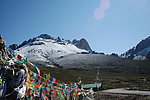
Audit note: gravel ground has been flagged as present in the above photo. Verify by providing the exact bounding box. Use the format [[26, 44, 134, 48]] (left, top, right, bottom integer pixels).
[[95, 92, 150, 100], [101, 88, 150, 96], [94, 88, 150, 100]]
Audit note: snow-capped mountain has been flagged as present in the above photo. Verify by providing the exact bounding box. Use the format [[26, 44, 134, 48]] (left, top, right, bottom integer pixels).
[[10, 34, 91, 65], [121, 36, 150, 60]]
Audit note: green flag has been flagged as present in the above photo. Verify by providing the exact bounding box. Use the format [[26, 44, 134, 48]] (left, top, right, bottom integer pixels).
[[0, 78, 3, 84], [21, 58, 28, 63], [41, 77, 45, 82], [30, 83, 35, 90]]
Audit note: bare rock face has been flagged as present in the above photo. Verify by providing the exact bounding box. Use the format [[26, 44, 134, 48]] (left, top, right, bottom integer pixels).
[[37, 34, 54, 39], [146, 51, 150, 60], [72, 38, 92, 52], [9, 44, 18, 50]]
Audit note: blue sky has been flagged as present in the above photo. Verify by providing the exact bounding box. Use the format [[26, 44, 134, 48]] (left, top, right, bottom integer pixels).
[[0, 0, 150, 55]]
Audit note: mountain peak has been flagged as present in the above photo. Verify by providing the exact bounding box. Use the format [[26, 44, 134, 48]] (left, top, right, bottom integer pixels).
[[37, 34, 53, 39], [121, 35, 150, 60], [9, 34, 92, 56], [72, 38, 92, 52]]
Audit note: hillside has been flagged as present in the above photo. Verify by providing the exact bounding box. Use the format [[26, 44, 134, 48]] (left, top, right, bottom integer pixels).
[[54, 54, 125, 69], [121, 36, 150, 60]]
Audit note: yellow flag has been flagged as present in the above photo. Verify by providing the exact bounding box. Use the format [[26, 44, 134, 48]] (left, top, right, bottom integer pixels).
[[27, 62, 34, 67], [46, 73, 50, 80]]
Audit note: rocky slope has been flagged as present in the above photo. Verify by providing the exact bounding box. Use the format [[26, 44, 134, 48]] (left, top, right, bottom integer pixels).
[[121, 36, 150, 60]]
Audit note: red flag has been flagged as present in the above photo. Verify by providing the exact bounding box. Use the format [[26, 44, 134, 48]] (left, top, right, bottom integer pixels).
[[40, 70, 44, 76], [54, 83, 58, 87], [28, 69, 31, 72], [38, 75, 41, 80], [55, 80, 59, 83], [17, 55, 22, 60], [34, 85, 40, 88]]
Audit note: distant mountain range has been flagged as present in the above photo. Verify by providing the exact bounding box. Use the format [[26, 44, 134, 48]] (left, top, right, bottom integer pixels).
[[9, 34, 126, 69], [9, 34, 150, 69], [121, 36, 150, 60]]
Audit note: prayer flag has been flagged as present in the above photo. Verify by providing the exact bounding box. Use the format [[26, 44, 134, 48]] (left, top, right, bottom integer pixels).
[[55, 80, 59, 83], [50, 77, 53, 82], [40, 70, 44, 76], [21, 58, 27, 63], [17, 55, 22, 60], [46, 74, 50, 80], [41, 77, 45, 82]]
